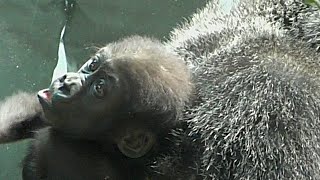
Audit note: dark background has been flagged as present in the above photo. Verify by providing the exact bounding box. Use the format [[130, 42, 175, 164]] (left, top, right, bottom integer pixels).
[[0, 0, 207, 179]]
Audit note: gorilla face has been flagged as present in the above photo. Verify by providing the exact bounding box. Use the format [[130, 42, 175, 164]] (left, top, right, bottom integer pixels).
[[38, 54, 127, 136], [37, 36, 192, 158]]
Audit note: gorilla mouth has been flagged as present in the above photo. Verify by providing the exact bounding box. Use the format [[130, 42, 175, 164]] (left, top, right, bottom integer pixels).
[[38, 89, 53, 107], [41, 89, 52, 101], [38, 88, 72, 107], [38, 87, 75, 103], [38, 75, 83, 107]]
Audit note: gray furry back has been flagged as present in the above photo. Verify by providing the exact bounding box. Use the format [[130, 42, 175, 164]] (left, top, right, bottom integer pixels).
[[242, 0, 320, 52], [167, 1, 320, 179]]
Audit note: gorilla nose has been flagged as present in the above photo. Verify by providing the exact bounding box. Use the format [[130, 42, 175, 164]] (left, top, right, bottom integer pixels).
[[58, 72, 83, 96]]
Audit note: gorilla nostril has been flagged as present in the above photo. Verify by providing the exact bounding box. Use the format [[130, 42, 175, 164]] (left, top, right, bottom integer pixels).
[[59, 75, 67, 83], [58, 73, 83, 96], [64, 76, 78, 86], [58, 84, 70, 94]]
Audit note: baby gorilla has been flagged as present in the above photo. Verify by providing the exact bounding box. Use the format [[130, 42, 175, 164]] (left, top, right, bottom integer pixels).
[[1, 36, 192, 180]]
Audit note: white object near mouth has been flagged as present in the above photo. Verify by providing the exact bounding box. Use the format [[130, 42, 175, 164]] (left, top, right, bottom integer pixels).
[[51, 25, 68, 84]]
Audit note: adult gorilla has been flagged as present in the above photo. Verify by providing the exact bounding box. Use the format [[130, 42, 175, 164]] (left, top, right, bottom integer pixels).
[[166, 0, 320, 179], [1, 1, 320, 179]]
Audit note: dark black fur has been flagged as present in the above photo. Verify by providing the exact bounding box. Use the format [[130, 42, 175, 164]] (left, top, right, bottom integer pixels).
[[0, 36, 193, 180]]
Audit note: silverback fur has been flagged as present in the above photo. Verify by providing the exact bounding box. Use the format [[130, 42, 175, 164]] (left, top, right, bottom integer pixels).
[[243, 0, 320, 52], [164, 0, 320, 179]]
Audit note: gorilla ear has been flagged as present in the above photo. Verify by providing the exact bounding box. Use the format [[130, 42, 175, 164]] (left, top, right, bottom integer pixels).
[[117, 128, 155, 158]]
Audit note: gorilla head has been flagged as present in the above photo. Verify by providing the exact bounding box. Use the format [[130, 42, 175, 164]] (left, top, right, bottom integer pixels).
[[37, 36, 193, 158]]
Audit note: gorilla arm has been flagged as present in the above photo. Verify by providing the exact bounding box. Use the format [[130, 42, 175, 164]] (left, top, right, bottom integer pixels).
[[0, 92, 47, 143]]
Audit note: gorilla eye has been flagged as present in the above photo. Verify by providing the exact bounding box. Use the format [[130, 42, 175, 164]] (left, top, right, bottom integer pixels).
[[93, 79, 106, 98], [88, 56, 101, 72]]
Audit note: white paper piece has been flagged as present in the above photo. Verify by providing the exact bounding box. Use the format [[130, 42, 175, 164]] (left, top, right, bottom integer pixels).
[[51, 25, 68, 83]]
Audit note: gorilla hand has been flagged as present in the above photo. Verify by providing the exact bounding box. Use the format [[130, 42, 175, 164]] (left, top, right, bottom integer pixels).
[[0, 92, 47, 143]]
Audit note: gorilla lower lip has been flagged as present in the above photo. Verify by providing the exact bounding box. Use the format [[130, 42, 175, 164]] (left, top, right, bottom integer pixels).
[[38, 89, 52, 102], [37, 89, 53, 109]]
